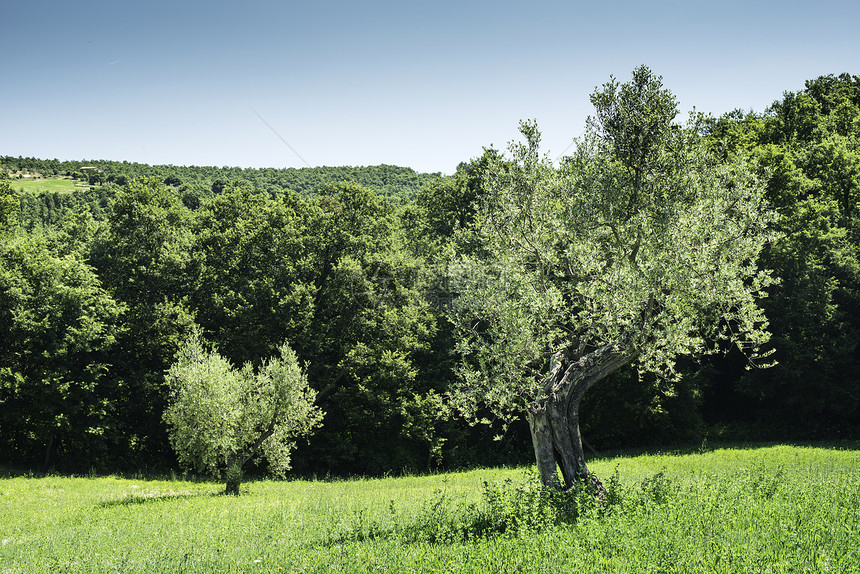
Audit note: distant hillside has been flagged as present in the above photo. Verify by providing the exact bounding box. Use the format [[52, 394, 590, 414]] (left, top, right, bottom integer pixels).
[[1, 156, 442, 200]]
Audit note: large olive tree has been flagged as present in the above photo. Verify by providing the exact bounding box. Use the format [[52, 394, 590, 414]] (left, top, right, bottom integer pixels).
[[448, 67, 778, 491]]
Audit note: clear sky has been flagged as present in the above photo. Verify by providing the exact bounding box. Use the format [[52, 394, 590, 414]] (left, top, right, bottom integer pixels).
[[3, 0, 858, 174]]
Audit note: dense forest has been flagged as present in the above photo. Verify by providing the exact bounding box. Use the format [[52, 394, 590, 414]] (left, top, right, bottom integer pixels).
[[1, 158, 440, 228], [1, 72, 859, 477]]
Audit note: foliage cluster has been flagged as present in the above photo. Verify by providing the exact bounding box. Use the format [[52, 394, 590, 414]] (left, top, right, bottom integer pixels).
[[697, 72, 860, 438], [1, 71, 859, 478], [1, 173, 473, 476]]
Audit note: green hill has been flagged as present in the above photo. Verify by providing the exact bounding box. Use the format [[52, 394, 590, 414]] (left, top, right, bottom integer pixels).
[[1, 156, 442, 200]]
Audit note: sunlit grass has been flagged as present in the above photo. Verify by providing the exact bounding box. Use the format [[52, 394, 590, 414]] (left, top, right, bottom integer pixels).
[[10, 177, 88, 194], [1, 444, 858, 573]]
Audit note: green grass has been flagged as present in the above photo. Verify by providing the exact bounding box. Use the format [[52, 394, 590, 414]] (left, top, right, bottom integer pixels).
[[10, 177, 87, 194], [1, 444, 858, 573]]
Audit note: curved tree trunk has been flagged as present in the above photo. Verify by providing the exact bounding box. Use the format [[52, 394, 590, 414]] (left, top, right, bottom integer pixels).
[[527, 407, 561, 488], [528, 341, 634, 493], [223, 419, 278, 495]]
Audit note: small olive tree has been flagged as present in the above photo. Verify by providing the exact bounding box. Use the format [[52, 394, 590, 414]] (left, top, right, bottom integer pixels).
[[164, 333, 323, 494], [448, 66, 778, 492]]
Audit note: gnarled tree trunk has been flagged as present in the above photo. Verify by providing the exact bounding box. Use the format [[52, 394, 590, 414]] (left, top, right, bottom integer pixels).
[[528, 341, 634, 493], [223, 419, 278, 495]]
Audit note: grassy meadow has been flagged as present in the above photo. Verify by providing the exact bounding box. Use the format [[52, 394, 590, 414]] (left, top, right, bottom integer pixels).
[[9, 176, 85, 194], [1, 444, 858, 573]]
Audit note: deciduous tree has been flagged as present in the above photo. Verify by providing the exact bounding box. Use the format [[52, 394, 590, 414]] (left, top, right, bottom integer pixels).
[[89, 178, 196, 464], [0, 233, 120, 469]]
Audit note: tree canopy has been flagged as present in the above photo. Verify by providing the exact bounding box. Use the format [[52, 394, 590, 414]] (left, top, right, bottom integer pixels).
[[1, 69, 857, 477], [702, 73, 860, 436], [448, 66, 778, 488]]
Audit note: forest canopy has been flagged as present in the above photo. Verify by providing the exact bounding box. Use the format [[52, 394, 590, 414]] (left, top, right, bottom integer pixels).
[[1, 71, 858, 476]]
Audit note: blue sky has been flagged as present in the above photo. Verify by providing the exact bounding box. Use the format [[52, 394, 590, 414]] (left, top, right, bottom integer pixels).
[[3, 0, 858, 174]]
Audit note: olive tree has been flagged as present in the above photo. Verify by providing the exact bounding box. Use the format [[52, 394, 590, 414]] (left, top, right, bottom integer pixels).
[[164, 333, 323, 494], [448, 67, 778, 491]]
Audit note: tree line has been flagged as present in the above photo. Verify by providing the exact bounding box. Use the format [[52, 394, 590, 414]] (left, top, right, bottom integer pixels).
[[2, 158, 441, 215], [1, 70, 858, 478]]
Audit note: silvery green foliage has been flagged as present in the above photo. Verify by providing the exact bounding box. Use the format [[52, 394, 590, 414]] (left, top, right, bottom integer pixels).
[[449, 108, 778, 427], [164, 333, 323, 479]]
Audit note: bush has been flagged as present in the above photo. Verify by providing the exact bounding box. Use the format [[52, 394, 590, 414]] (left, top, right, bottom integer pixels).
[[330, 469, 683, 544]]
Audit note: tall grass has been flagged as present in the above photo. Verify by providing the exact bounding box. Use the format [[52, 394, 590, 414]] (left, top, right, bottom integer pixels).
[[1, 444, 858, 573]]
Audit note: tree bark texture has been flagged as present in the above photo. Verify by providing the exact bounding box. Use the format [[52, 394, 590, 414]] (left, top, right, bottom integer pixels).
[[528, 341, 634, 492]]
